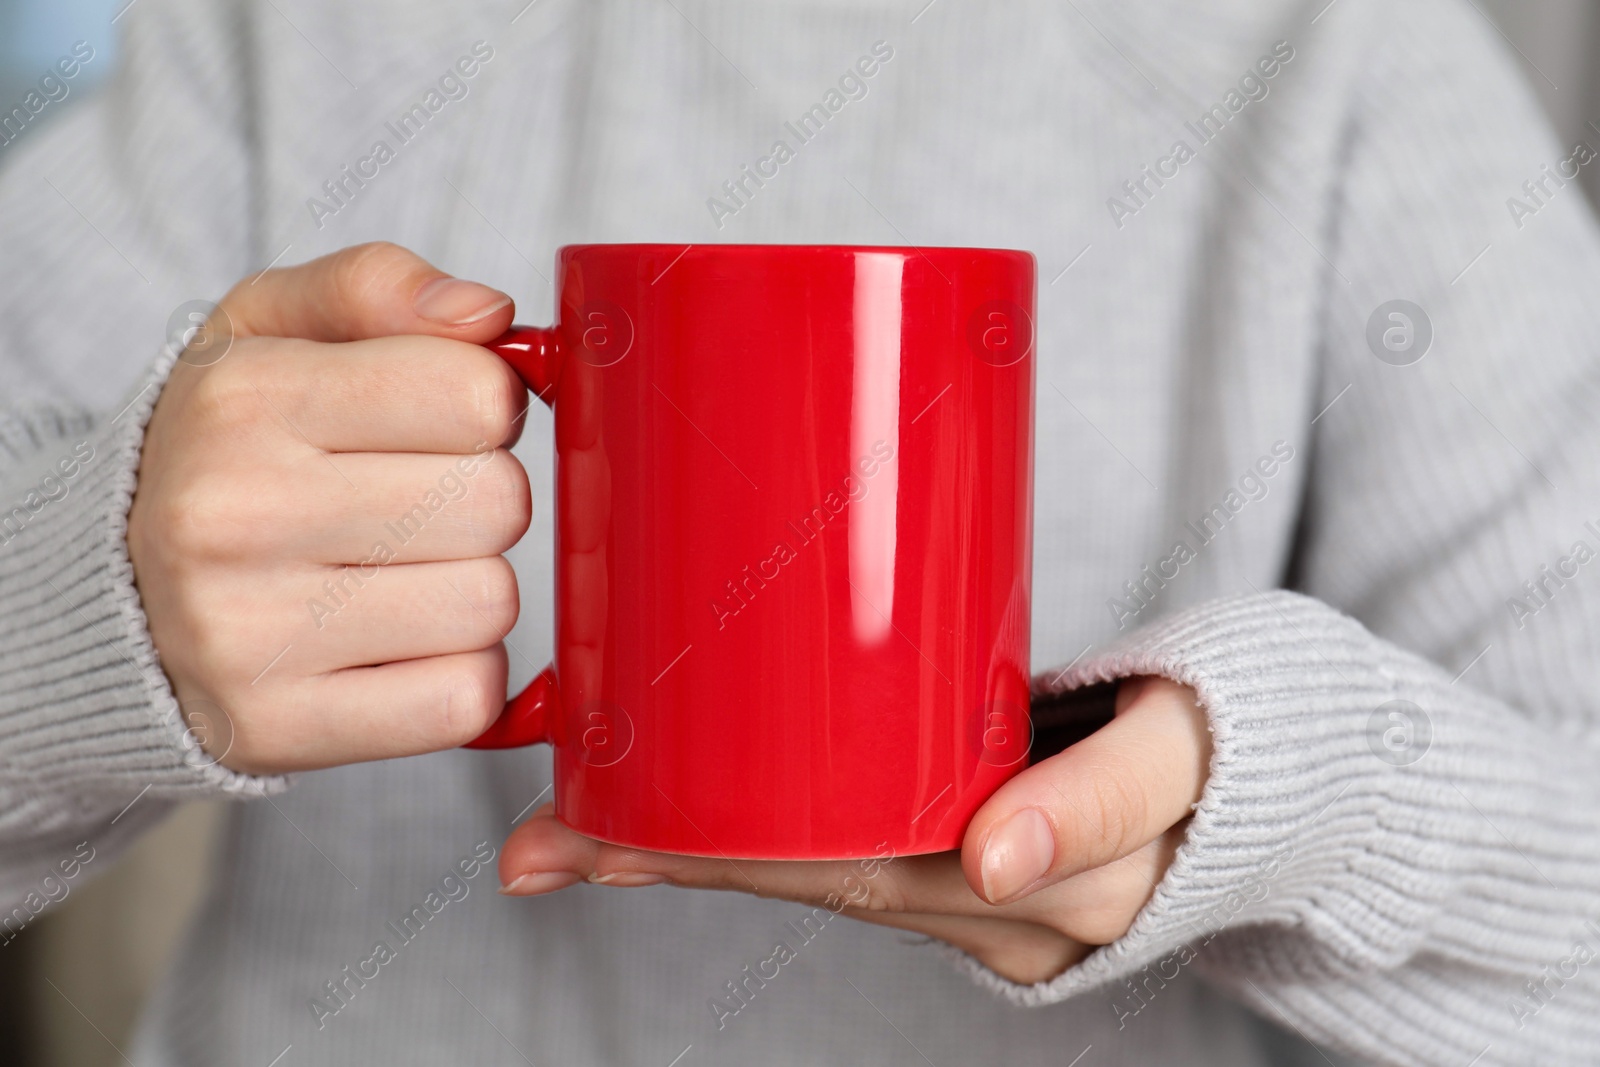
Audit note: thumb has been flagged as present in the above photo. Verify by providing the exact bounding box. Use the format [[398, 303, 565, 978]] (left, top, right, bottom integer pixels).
[[961, 676, 1212, 905], [217, 241, 515, 344]]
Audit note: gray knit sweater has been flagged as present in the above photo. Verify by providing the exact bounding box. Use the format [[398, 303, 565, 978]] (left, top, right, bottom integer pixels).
[[3, 0, 1598, 1064]]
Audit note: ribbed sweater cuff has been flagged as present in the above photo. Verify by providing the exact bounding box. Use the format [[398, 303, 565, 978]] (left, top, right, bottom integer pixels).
[[0, 348, 286, 833], [948, 591, 1599, 1061]]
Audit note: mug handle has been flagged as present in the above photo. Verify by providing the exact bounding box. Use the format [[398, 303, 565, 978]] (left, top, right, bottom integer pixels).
[[463, 325, 562, 750]]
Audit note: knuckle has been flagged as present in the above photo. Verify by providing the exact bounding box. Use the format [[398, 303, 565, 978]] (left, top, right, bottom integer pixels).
[[186, 350, 253, 417], [172, 587, 248, 669], [171, 586, 224, 652], [186, 341, 280, 430], [332, 241, 413, 311], [161, 620, 258, 712], [1084, 761, 1151, 860], [217, 708, 291, 776], [193, 686, 255, 750], [461, 557, 520, 637], [439, 655, 502, 743], [157, 478, 237, 559], [846, 869, 906, 913], [470, 454, 531, 548], [462, 355, 520, 446]]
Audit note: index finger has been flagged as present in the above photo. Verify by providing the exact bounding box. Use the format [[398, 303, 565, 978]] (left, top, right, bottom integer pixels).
[[232, 333, 528, 454]]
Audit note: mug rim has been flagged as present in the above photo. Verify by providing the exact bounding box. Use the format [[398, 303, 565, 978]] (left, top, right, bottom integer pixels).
[[556, 241, 1035, 261]]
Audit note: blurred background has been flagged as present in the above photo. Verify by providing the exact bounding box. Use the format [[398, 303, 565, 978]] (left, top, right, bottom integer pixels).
[[1, 0, 1597, 1062]]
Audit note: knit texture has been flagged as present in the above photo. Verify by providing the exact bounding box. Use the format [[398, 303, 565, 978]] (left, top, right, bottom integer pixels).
[[2, 0, 1598, 1064], [954, 593, 1600, 1064], [0, 347, 283, 913]]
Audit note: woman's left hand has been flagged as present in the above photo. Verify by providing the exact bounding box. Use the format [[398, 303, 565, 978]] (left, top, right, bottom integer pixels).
[[499, 676, 1211, 985]]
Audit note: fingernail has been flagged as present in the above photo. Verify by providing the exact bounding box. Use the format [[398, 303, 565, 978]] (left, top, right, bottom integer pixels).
[[499, 871, 581, 896], [588, 872, 667, 887], [981, 808, 1055, 903], [414, 277, 512, 325]]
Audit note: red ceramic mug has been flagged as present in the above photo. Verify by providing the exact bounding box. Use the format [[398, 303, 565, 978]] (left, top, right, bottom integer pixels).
[[468, 243, 1035, 859]]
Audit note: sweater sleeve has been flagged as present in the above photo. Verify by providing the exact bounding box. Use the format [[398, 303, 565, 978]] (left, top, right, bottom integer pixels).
[[954, 2, 1600, 1064], [958, 594, 1600, 1065], [0, 0, 286, 928]]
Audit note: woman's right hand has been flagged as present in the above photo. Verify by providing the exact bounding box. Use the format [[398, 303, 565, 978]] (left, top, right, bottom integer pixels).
[[128, 242, 533, 775]]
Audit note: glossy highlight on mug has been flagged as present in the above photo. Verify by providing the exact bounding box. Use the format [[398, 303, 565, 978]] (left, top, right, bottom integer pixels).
[[468, 243, 1036, 859]]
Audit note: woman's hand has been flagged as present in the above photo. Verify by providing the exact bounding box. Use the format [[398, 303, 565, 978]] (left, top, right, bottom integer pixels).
[[499, 677, 1212, 985], [128, 242, 530, 775]]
